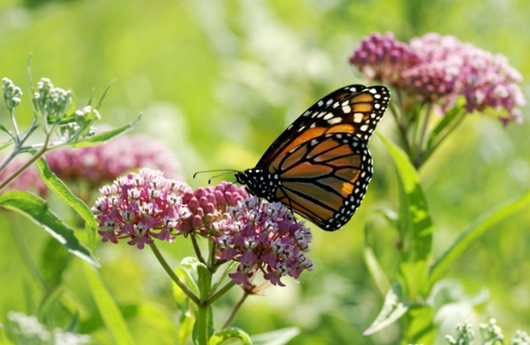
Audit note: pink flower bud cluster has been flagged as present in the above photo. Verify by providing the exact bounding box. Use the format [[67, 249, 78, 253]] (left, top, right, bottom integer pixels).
[[0, 156, 47, 196], [349, 32, 421, 87], [92, 168, 191, 249], [350, 32, 525, 122], [46, 132, 182, 187], [180, 181, 248, 235], [212, 196, 314, 287], [410, 33, 526, 121]]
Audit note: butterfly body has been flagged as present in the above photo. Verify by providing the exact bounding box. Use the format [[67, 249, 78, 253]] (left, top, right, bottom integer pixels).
[[235, 85, 390, 231]]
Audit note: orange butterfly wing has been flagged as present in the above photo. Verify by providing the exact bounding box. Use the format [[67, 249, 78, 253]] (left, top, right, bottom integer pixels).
[[268, 133, 371, 230]]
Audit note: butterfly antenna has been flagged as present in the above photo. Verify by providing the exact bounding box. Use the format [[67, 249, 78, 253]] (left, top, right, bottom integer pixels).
[[207, 171, 240, 185], [193, 169, 239, 180]]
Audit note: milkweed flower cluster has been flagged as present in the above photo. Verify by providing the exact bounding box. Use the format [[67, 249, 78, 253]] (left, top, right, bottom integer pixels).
[[46, 132, 182, 187], [180, 181, 248, 235], [0, 156, 47, 196], [212, 196, 314, 287], [92, 168, 191, 249], [94, 175, 315, 286], [350, 32, 525, 123]]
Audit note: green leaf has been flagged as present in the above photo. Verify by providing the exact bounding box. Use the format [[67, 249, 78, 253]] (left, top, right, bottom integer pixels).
[[0, 139, 14, 151], [0, 191, 99, 267], [364, 283, 410, 336], [96, 80, 115, 110], [209, 328, 252, 345], [180, 257, 211, 301], [378, 134, 433, 299], [39, 237, 71, 288], [83, 263, 136, 345], [66, 312, 80, 333], [364, 221, 391, 297], [173, 269, 192, 313], [429, 189, 530, 288], [65, 114, 141, 148], [37, 286, 65, 319], [401, 305, 435, 345], [251, 327, 300, 345], [36, 157, 98, 253], [0, 123, 14, 138], [178, 310, 195, 345]]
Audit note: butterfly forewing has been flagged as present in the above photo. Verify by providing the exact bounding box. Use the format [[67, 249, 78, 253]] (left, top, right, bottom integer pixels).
[[257, 85, 370, 167]]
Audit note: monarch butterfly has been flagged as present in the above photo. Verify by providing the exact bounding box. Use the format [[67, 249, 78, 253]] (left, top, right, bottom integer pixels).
[[201, 85, 390, 231]]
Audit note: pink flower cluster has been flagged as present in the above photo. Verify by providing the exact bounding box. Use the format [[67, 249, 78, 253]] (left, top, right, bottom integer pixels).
[[46, 132, 182, 187], [213, 197, 314, 287], [180, 181, 248, 235], [92, 168, 191, 249], [349, 32, 421, 88], [0, 156, 47, 196], [94, 176, 315, 285], [350, 32, 526, 122]]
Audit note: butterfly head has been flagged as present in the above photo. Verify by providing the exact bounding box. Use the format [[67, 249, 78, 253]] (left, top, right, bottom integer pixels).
[[235, 168, 279, 202]]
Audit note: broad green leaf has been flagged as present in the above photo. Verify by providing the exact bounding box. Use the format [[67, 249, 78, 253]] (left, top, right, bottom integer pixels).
[[36, 157, 97, 253], [364, 283, 410, 336], [180, 257, 211, 301], [0, 191, 98, 267], [209, 328, 252, 345], [39, 236, 71, 288], [429, 188, 530, 288], [364, 221, 391, 297], [401, 305, 434, 345], [251, 327, 300, 345], [83, 263, 136, 345], [378, 134, 433, 299], [173, 269, 192, 313], [179, 310, 195, 345], [66, 114, 141, 148]]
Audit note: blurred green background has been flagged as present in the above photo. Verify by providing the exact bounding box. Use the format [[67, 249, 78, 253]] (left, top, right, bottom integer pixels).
[[1, 0, 529, 344]]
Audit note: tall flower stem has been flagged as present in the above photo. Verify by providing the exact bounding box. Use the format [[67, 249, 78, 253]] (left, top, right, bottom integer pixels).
[[223, 291, 250, 329], [414, 102, 433, 168], [0, 135, 50, 192], [389, 101, 412, 155], [149, 242, 200, 305], [196, 304, 209, 345]]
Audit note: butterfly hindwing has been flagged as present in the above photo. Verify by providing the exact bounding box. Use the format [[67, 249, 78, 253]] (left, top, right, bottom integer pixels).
[[270, 133, 373, 231]]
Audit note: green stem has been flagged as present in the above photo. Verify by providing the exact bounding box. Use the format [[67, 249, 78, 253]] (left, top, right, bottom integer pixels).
[[9, 109, 21, 143], [222, 291, 250, 329], [205, 280, 236, 307], [191, 234, 207, 265], [420, 109, 466, 165], [0, 142, 49, 192], [0, 149, 19, 174], [389, 101, 412, 155], [196, 304, 209, 345], [414, 102, 433, 168], [149, 242, 200, 305]]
